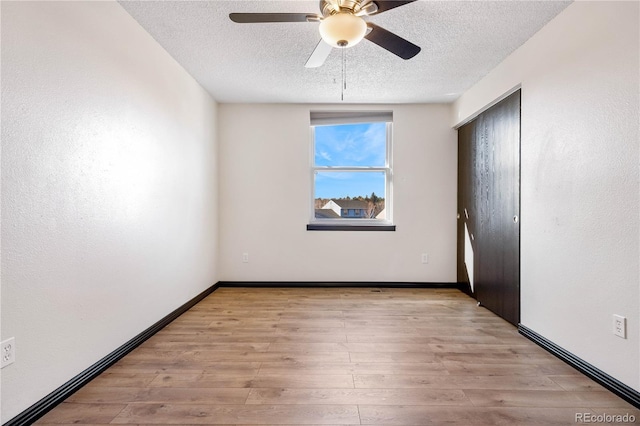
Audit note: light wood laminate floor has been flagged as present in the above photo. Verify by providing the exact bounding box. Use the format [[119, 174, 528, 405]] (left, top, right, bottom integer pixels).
[[36, 287, 639, 425]]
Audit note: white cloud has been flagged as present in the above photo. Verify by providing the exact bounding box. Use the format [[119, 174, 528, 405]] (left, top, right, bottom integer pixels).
[[318, 150, 332, 162]]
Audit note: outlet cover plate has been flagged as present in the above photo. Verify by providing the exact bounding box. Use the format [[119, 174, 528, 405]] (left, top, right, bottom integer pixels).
[[1, 337, 16, 368], [613, 315, 627, 339]]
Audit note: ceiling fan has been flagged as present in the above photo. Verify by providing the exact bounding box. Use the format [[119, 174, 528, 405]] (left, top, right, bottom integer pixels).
[[229, 0, 421, 68]]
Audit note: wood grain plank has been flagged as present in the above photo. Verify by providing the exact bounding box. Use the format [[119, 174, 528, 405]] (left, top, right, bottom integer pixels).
[[110, 403, 360, 424], [272, 334, 349, 343], [149, 373, 355, 389], [266, 343, 350, 353], [435, 351, 559, 365], [34, 403, 126, 424], [464, 389, 637, 408], [358, 405, 599, 425], [258, 361, 449, 375], [177, 350, 350, 363], [143, 342, 271, 351], [245, 388, 471, 406], [349, 352, 437, 363], [353, 374, 563, 390], [66, 386, 249, 404], [345, 334, 504, 344], [548, 375, 608, 392], [87, 373, 158, 387], [443, 361, 581, 377], [149, 373, 254, 388], [428, 343, 548, 354], [108, 361, 261, 375]]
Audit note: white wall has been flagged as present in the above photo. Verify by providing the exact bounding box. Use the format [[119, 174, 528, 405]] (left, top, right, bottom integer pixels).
[[0, 1, 219, 421], [454, 1, 639, 390], [218, 104, 457, 282]]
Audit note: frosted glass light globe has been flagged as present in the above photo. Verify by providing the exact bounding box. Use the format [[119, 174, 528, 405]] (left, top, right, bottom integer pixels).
[[319, 13, 367, 48]]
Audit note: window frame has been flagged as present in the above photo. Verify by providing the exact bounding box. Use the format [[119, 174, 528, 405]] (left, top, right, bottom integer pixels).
[[308, 112, 394, 231]]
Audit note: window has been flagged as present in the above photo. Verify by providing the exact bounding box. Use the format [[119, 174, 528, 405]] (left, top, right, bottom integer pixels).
[[308, 111, 394, 231]]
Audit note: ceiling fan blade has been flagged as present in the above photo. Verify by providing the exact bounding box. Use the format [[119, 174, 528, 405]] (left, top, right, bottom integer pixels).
[[305, 39, 333, 68], [229, 13, 316, 23], [365, 22, 421, 60], [369, 0, 417, 15]]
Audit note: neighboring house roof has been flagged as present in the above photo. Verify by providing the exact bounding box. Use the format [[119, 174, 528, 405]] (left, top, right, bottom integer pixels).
[[315, 209, 341, 219], [331, 199, 369, 210]]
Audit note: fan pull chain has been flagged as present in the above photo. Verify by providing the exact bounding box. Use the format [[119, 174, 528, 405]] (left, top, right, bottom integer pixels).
[[344, 47, 347, 91], [341, 47, 345, 101], [340, 46, 349, 101]]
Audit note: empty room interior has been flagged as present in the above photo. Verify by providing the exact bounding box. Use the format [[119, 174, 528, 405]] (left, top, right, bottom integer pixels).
[[1, 1, 639, 425]]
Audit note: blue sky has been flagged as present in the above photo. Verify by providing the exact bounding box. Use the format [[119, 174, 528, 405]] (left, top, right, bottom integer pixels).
[[315, 122, 386, 167], [314, 122, 386, 199], [315, 171, 385, 199]]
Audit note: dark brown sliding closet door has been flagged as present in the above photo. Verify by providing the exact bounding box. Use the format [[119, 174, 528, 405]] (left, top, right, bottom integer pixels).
[[457, 90, 520, 326]]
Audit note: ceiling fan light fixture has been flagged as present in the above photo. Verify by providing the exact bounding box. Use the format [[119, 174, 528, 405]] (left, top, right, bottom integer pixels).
[[319, 12, 367, 48]]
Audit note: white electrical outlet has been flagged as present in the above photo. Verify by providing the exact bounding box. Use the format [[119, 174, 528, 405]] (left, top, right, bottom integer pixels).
[[612, 315, 627, 339], [1, 337, 16, 368], [421, 253, 429, 264], [242, 252, 249, 263]]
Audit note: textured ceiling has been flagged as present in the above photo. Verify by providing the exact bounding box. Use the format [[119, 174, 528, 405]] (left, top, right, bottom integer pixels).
[[119, 1, 571, 103]]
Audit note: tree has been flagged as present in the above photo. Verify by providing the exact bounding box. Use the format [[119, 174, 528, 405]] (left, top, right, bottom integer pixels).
[[366, 192, 385, 218], [314, 198, 331, 209], [363, 192, 377, 218]]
